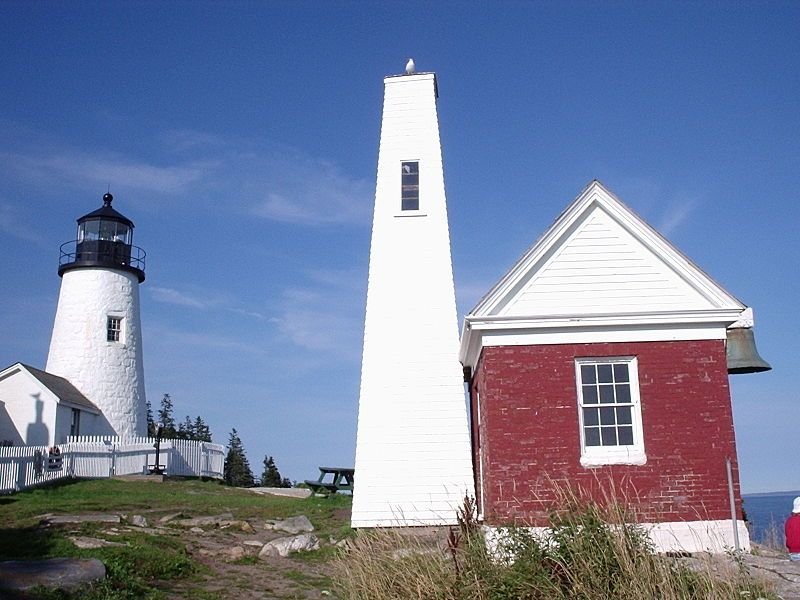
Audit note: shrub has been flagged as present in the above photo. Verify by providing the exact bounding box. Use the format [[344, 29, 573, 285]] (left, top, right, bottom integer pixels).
[[332, 490, 777, 600]]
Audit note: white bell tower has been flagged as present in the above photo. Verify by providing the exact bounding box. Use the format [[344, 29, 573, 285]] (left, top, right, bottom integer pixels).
[[352, 64, 474, 527], [46, 193, 147, 438]]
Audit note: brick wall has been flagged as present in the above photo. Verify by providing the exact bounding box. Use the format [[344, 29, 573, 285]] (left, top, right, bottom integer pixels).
[[471, 340, 742, 526]]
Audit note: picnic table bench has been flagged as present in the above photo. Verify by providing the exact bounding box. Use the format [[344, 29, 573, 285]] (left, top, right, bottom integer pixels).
[[304, 466, 354, 495]]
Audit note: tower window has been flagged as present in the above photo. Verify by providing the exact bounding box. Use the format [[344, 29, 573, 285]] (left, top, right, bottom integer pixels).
[[401, 161, 419, 211], [107, 317, 122, 342]]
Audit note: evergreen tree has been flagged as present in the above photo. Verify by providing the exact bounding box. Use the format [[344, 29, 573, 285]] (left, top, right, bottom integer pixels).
[[223, 429, 254, 487], [193, 416, 212, 442], [145, 400, 157, 437], [157, 393, 176, 437], [261, 455, 289, 487], [150, 394, 212, 442], [178, 415, 194, 439]]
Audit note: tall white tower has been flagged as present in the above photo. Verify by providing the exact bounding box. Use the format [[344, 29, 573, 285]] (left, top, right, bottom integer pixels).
[[46, 193, 147, 438], [352, 65, 474, 527]]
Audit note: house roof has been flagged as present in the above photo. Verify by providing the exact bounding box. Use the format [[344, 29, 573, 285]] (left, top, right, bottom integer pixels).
[[460, 180, 747, 366], [0, 363, 101, 414]]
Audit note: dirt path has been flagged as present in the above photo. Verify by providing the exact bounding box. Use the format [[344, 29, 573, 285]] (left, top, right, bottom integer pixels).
[[138, 503, 350, 600], [171, 524, 336, 599]]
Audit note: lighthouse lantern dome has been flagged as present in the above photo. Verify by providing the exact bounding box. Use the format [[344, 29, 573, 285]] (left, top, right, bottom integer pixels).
[[58, 193, 146, 282], [77, 192, 134, 245]]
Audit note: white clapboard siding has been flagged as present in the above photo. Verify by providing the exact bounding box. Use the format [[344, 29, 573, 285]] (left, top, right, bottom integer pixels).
[[460, 181, 746, 368], [352, 70, 474, 528], [506, 209, 709, 316]]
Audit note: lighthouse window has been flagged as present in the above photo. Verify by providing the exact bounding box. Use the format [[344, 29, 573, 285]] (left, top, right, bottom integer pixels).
[[79, 221, 131, 244], [401, 161, 419, 211], [575, 357, 645, 466], [107, 317, 123, 342], [79, 220, 101, 242]]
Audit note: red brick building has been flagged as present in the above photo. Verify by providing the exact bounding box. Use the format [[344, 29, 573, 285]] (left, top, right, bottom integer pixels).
[[459, 181, 760, 552]]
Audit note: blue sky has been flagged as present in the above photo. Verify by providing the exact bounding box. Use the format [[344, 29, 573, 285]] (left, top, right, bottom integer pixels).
[[0, 2, 797, 493]]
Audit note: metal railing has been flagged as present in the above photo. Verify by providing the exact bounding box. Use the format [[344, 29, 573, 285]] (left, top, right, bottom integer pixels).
[[58, 240, 146, 272]]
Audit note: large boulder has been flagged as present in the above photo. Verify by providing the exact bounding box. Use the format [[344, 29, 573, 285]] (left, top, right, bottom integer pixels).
[[259, 534, 320, 558], [68, 536, 125, 549], [128, 515, 148, 528], [0, 558, 106, 593], [264, 515, 314, 534], [172, 513, 235, 527]]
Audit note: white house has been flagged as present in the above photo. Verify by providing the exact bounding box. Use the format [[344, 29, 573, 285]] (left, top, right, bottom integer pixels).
[[0, 362, 104, 446]]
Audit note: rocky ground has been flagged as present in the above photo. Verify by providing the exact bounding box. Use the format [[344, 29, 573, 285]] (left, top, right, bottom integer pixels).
[[163, 510, 343, 599], [163, 519, 800, 600], [1, 502, 347, 599], [690, 545, 800, 600], [91, 510, 344, 599], [3, 495, 800, 599]]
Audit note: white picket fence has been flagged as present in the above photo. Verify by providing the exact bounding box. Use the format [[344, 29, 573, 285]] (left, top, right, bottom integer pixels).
[[0, 436, 225, 494]]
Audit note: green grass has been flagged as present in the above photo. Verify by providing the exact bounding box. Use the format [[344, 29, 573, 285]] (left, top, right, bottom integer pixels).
[[283, 568, 332, 589], [0, 477, 351, 532], [0, 477, 353, 599]]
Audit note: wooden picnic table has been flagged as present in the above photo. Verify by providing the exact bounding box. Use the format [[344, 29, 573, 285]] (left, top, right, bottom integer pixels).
[[304, 466, 354, 495]]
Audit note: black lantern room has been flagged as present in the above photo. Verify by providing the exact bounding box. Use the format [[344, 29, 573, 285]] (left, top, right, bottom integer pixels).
[[58, 193, 146, 282]]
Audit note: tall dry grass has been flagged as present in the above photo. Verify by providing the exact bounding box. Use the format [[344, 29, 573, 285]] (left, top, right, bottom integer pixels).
[[756, 518, 786, 552], [332, 490, 777, 600]]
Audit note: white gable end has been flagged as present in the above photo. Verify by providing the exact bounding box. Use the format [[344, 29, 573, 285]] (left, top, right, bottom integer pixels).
[[461, 181, 746, 367], [499, 204, 712, 317]]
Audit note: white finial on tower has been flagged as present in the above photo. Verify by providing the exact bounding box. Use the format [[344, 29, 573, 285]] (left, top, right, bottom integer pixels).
[[405, 58, 416, 74]]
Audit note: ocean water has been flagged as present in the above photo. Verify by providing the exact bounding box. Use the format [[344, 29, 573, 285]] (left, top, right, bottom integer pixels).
[[742, 491, 799, 545]]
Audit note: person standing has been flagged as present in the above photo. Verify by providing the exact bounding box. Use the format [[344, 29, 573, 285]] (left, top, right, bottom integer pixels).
[[786, 497, 800, 561]]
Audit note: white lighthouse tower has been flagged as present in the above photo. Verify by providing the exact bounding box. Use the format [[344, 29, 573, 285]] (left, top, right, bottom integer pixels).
[[46, 193, 147, 438], [352, 63, 474, 527]]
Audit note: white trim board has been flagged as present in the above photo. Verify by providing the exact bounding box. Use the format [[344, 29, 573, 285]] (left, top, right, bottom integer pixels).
[[483, 519, 750, 554], [461, 181, 746, 368]]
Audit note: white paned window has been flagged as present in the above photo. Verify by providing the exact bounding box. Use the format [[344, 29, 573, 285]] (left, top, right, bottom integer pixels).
[[107, 316, 123, 342], [576, 357, 646, 466], [401, 161, 419, 211]]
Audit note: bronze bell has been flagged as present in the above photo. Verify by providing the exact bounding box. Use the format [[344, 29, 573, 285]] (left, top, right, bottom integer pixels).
[[726, 327, 772, 374]]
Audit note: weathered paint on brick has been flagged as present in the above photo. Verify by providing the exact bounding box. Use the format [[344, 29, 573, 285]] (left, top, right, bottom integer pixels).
[[470, 340, 742, 526]]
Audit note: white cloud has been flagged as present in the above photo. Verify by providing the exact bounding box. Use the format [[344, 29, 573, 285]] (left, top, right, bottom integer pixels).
[[145, 322, 265, 355], [158, 129, 229, 154], [249, 154, 372, 226], [3, 151, 210, 195], [272, 308, 356, 352], [0, 201, 47, 245], [149, 286, 212, 309], [602, 176, 702, 238], [657, 197, 699, 236], [270, 268, 365, 357], [150, 285, 267, 320], [1, 121, 370, 228]]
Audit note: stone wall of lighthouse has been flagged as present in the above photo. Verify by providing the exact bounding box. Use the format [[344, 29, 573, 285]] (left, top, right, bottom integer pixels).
[[46, 267, 147, 438]]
